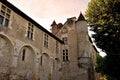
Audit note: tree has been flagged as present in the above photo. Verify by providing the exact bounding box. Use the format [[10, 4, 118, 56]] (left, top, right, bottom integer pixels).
[[85, 0, 120, 79]]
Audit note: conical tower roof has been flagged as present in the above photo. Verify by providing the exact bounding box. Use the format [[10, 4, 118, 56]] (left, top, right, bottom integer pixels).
[[77, 12, 85, 21], [51, 20, 57, 26]]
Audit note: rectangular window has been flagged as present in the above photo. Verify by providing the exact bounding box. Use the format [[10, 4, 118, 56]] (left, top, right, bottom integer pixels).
[[44, 33, 49, 48], [1, 5, 6, 11], [66, 50, 68, 61], [0, 15, 4, 24], [22, 49, 26, 61], [27, 30, 30, 38], [63, 49, 69, 61], [40, 56, 42, 66], [31, 32, 33, 39], [0, 10, 5, 16], [63, 50, 65, 61], [62, 37, 68, 45], [6, 14, 10, 19], [0, 5, 11, 27], [27, 23, 34, 40], [4, 19, 9, 27]]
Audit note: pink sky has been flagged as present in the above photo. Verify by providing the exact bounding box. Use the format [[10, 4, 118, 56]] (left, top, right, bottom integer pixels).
[[7, 0, 90, 30], [7, 0, 106, 57]]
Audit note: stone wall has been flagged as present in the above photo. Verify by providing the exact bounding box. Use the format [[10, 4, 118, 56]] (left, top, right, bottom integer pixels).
[[0, 1, 97, 80], [0, 2, 62, 79]]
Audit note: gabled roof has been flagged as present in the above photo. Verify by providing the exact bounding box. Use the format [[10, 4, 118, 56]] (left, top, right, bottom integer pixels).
[[77, 12, 85, 21], [0, 0, 63, 43]]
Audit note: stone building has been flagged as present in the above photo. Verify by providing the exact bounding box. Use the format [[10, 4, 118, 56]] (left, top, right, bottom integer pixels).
[[0, 0, 97, 80]]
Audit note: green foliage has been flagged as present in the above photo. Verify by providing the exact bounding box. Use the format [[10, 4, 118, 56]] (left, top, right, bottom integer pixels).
[[85, 0, 120, 79], [95, 54, 105, 74], [96, 54, 120, 79]]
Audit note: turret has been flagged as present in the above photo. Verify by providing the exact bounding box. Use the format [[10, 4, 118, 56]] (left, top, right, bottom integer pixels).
[[76, 12, 96, 80], [75, 12, 88, 50], [77, 12, 85, 22], [51, 20, 63, 35], [76, 12, 87, 32], [50, 20, 58, 35], [51, 20, 57, 26]]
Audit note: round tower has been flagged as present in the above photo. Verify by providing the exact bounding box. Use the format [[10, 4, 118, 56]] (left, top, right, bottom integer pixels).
[[75, 12, 93, 80]]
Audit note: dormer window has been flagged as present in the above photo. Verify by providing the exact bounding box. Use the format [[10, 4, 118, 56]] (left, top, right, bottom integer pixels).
[[0, 5, 11, 27]]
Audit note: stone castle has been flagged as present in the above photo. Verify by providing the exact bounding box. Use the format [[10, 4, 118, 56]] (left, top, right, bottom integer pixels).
[[0, 0, 97, 80]]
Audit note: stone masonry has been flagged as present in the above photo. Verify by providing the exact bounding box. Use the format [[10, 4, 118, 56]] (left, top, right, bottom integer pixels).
[[0, 0, 97, 80]]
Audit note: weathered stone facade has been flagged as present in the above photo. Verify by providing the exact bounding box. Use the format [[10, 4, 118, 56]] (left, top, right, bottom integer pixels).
[[51, 15, 97, 80], [0, 0, 97, 80]]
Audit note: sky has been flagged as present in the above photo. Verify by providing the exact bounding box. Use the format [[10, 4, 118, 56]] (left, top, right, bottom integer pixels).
[[7, 0, 91, 30], [7, 0, 106, 57]]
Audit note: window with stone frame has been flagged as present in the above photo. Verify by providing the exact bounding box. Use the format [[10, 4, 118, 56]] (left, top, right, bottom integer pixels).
[[56, 41, 59, 54], [0, 4, 11, 27], [44, 33, 49, 48], [62, 37, 68, 45], [63, 49, 69, 61], [27, 22, 34, 40]]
